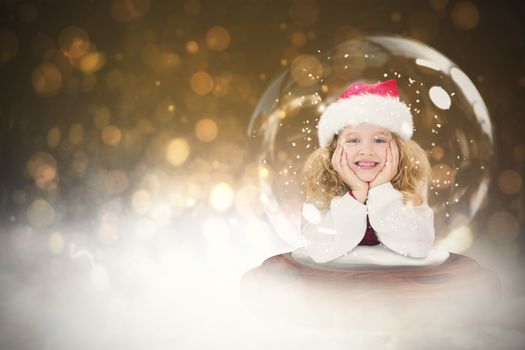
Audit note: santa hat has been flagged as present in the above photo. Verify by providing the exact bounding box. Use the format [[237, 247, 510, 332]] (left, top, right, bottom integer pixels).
[[317, 79, 413, 147]]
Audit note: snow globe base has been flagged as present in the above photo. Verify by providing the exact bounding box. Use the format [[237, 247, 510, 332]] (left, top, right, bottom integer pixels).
[[241, 252, 500, 330]]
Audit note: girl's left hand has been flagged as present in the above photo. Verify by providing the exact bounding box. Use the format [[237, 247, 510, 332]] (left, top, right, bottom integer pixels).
[[370, 139, 399, 188]]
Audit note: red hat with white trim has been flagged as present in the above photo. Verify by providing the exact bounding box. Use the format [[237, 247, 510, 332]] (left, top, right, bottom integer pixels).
[[317, 79, 413, 147]]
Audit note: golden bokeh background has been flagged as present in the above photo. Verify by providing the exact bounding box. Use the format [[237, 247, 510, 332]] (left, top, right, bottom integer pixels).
[[0, 0, 523, 264]]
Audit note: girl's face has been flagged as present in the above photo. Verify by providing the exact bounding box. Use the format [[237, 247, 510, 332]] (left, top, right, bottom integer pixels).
[[337, 123, 395, 182]]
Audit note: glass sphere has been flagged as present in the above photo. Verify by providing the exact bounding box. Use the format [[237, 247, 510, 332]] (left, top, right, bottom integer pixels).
[[248, 34, 494, 249]]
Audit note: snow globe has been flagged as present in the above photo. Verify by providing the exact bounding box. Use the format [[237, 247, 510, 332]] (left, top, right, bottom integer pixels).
[[241, 35, 500, 329]]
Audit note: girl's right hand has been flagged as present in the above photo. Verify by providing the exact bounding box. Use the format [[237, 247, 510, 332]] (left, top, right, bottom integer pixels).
[[331, 144, 369, 195]]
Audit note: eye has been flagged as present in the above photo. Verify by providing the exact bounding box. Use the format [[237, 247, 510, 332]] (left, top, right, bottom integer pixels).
[[374, 138, 387, 143], [345, 138, 359, 144]]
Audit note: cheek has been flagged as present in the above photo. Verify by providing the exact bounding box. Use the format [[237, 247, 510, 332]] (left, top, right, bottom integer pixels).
[[343, 146, 358, 158], [345, 150, 359, 165], [376, 146, 389, 162]]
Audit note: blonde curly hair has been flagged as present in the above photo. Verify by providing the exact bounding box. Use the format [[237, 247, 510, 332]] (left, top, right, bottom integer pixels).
[[303, 133, 431, 210]]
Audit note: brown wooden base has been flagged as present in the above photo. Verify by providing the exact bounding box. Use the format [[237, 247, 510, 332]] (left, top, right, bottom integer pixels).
[[241, 252, 501, 329]]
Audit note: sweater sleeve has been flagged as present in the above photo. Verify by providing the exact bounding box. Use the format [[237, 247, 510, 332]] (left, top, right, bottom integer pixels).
[[366, 181, 435, 258], [300, 193, 368, 263]]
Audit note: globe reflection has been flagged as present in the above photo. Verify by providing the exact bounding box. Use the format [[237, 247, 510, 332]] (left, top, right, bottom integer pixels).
[[248, 34, 494, 249]]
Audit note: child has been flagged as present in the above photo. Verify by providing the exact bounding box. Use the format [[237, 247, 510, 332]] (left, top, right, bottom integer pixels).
[[301, 79, 434, 264]]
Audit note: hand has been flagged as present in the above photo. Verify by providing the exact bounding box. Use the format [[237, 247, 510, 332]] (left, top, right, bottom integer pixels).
[[331, 144, 369, 196], [369, 139, 399, 188]]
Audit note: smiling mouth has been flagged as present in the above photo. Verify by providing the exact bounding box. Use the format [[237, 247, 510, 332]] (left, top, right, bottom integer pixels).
[[355, 161, 379, 169]]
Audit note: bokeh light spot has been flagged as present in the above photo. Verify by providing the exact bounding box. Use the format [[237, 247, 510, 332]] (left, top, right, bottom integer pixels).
[[102, 125, 122, 146], [32, 62, 62, 96], [49, 232, 65, 254], [190, 71, 214, 95], [186, 40, 199, 54], [206, 26, 231, 52], [213, 73, 231, 97], [451, 1, 479, 30], [209, 182, 234, 212], [166, 138, 190, 167], [72, 151, 89, 176], [391, 12, 402, 22], [79, 51, 106, 73], [27, 152, 58, 189], [59, 26, 91, 62], [195, 118, 218, 142], [498, 170, 522, 195], [27, 199, 55, 227], [259, 165, 270, 180], [47, 127, 61, 149], [290, 32, 307, 47]]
